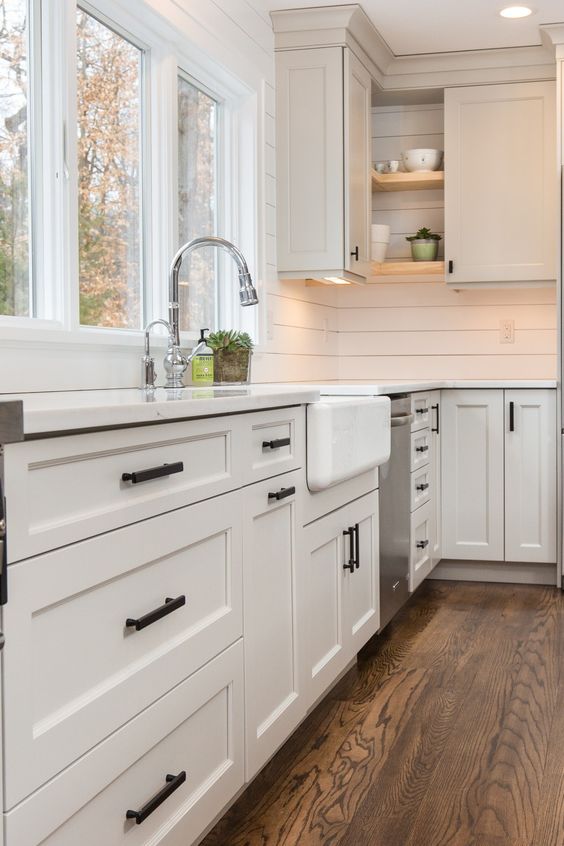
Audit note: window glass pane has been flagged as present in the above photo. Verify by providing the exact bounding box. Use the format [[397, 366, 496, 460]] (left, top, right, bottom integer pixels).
[[77, 8, 143, 329], [177, 74, 217, 333], [0, 0, 31, 317]]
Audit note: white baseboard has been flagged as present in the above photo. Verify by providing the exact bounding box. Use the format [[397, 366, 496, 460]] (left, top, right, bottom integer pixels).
[[429, 559, 558, 586]]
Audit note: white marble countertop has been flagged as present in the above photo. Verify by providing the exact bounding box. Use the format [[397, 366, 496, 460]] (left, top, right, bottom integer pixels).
[[0, 379, 557, 439], [0, 385, 320, 438]]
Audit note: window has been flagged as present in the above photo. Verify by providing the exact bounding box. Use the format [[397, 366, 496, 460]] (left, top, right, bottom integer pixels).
[[77, 8, 144, 330], [0, 0, 31, 317], [177, 73, 218, 333]]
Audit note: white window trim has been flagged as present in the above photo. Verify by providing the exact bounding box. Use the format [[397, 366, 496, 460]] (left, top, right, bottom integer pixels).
[[0, 0, 260, 360]]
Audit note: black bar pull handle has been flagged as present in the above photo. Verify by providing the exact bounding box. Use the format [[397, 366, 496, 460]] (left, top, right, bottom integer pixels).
[[122, 461, 184, 485], [416, 539, 430, 549], [126, 595, 186, 632], [268, 486, 296, 502], [126, 771, 186, 825], [448, 259, 454, 274], [431, 403, 440, 434], [343, 527, 355, 573], [262, 437, 291, 450], [350, 246, 359, 261], [415, 407, 427, 415], [416, 483, 430, 491], [415, 445, 429, 453], [509, 401, 515, 432], [354, 523, 360, 570]]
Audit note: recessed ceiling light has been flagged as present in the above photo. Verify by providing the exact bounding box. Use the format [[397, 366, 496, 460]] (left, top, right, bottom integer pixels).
[[499, 5, 533, 17]]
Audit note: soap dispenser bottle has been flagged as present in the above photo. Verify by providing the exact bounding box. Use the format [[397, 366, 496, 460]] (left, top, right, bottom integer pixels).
[[191, 329, 214, 385]]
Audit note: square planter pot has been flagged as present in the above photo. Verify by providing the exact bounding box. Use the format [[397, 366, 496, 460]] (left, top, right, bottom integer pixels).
[[213, 349, 252, 385]]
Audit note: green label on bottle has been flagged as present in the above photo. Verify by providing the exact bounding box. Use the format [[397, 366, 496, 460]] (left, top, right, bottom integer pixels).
[[192, 354, 214, 385]]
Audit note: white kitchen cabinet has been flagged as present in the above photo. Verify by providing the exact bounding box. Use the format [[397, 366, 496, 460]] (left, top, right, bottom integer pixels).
[[410, 501, 433, 592], [442, 390, 505, 561], [276, 46, 371, 282], [302, 491, 379, 708], [429, 392, 442, 569], [445, 81, 557, 286], [505, 390, 557, 563], [243, 470, 304, 779]]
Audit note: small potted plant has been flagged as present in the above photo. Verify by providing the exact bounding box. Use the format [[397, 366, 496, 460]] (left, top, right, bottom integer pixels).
[[207, 330, 254, 384], [406, 227, 442, 262]]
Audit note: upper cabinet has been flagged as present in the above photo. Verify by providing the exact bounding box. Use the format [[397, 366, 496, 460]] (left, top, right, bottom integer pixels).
[[276, 46, 371, 283], [444, 81, 557, 287]]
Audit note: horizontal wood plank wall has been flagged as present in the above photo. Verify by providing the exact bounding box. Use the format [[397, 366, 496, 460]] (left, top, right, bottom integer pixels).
[[332, 103, 557, 381]]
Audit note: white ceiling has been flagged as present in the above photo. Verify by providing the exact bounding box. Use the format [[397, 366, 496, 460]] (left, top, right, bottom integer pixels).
[[262, 0, 564, 55]]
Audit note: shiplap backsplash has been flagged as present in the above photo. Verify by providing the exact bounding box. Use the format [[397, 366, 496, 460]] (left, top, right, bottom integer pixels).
[[329, 103, 557, 382]]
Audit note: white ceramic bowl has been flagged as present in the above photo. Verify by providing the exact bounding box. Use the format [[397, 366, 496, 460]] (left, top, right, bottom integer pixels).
[[402, 148, 443, 172]]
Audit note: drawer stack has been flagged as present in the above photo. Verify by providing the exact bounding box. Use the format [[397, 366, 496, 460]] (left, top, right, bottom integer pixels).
[[409, 393, 433, 591], [1, 406, 305, 846]]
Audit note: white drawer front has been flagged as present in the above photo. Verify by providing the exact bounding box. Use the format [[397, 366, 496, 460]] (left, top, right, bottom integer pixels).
[[411, 467, 431, 511], [5, 416, 247, 562], [3, 491, 243, 808], [410, 502, 432, 592], [411, 393, 431, 432], [5, 641, 244, 846], [410, 429, 431, 471], [247, 407, 305, 483]]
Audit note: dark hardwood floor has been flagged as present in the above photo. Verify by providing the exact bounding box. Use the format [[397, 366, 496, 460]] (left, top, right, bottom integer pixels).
[[202, 579, 564, 846]]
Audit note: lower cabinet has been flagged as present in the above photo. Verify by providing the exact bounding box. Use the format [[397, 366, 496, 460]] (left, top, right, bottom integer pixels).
[[429, 391, 442, 569], [442, 389, 556, 564], [410, 501, 432, 592], [4, 641, 245, 846], [301, 491, 379, 708], [243, 470, 304, 780]]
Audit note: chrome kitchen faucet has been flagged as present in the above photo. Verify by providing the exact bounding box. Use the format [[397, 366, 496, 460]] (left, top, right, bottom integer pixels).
[[142, 236, 258, 390]]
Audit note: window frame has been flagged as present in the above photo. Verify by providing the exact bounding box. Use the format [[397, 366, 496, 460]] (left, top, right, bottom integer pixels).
[[0, 0, 259, 353]]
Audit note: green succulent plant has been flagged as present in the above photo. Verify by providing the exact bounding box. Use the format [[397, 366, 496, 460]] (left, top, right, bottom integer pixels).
[[406, 227, 442, 242], [207, 330, 254, 352]]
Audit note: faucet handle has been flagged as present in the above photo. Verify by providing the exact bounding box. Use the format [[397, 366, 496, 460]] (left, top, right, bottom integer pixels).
[[142, 354, 156, 390]]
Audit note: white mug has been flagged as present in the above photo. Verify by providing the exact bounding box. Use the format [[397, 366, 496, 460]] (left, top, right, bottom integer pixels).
[[386, 160, 400, 173]]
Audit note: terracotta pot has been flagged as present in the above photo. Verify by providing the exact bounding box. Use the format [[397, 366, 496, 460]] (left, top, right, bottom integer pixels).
[[213, 349, 252, 384]]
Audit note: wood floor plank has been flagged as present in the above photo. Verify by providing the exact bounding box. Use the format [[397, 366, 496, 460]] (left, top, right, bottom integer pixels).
[[201, 581, 564, 846]]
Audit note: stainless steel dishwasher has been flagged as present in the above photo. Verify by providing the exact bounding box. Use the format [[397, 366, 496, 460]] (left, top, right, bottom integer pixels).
[[379, 395, 413, 630]]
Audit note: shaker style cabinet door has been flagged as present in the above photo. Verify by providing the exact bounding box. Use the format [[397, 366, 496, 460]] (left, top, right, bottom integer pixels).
[[445, 81, 557, 285], [505, 390, 557, 563], [441, 390, 504, 561], [429, 391, 442, 570], [345, 48, 372, 277], [243, 471, 304, 780]]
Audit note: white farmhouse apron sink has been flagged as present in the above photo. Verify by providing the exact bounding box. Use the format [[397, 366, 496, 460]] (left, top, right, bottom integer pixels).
[[306, 396, 391, 491]]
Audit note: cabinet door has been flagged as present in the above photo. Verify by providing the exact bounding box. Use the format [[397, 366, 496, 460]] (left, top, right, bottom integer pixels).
[[442, 390, 504, 561], [429, 391, 442, 569], [342, 491, 380, 656], [410, 501, 433, 592], [505, 390, 557, 563], [302, 509, 350, 708], [345, 49, 371, 276], [276, 47, 344, 274], [445, 82, 556, 285], [243, 471, 304, 779]]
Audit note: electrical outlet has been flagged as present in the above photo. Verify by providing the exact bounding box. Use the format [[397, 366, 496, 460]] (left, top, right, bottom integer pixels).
[[500, 319, 515, 344]]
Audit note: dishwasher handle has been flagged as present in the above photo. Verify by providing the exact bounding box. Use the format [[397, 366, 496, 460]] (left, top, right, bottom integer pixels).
[[390, 413, 414, 428]]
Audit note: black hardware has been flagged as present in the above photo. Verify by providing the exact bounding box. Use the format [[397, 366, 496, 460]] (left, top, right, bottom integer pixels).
[[262, 437, 291, 450], [431, 403, 440, 434], [122, 461, 184, 485], [416, 539, 430, 549], [354, 522, 360, 570], [0, 478, 7, 605], [126, 771, 186, 825], [415, 408, 427, 415], [268, 486, 296, 502], [509, 401, 515, 432], [350, 246, 359, 261], [448, 260, 454, 274], [415, 445, 429, 453], [343, 527, 355, 573], [416, 483, 429, 491], [126, 596, 186, 632]]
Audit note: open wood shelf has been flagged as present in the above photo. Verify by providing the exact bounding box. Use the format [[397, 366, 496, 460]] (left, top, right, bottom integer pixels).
[[371, 169, 444, 192], [368, 260, 445, 283]]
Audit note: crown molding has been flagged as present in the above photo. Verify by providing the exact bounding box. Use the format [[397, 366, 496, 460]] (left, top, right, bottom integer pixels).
[[271, 4, 558, 89]]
